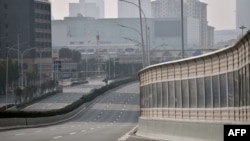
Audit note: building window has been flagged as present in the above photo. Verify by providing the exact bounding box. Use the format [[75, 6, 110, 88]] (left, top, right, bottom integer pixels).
[[41, 4, 45, 10], [5, 24, 8, 29]]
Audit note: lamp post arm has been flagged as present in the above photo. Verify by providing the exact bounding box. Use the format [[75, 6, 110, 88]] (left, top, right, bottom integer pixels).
[[118, 24, 141, 37], [119, 0, 147, 24], [122, 37, 141, 45], [20, 47, 36, 88], [119, 0, 149, 67]]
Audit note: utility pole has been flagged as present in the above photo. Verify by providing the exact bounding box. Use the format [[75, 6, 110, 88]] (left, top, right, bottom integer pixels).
[[5, 51, 9, 109], [181, 0, 184, 58], [17, 33, 20, 87], [39, 50, 42, 94], [96, 34, 100, 75], [138, 0, 146, 67]]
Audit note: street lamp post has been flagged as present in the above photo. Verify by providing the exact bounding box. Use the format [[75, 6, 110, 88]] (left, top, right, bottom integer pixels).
[[181, 0, 184, 58], [113, 57, 116, 78], [118, 24, 141, 36], [17, 33, 20, 86], [137, 0, 146, 67], [119, 0, 149, 67], [39, 51, 42, 94], [20, 48, 36, 88], [108, 54, 111, 79], [5, 50, 9, 109], [119, 23, 146, 66], [239, 25, 247, 36], [148, 27, 150, 65], [85, 55, 88, 78], [122, 37, 144, 68]]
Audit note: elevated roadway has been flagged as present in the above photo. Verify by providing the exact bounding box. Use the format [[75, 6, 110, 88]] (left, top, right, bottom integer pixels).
[[0, 82, 159, 141]]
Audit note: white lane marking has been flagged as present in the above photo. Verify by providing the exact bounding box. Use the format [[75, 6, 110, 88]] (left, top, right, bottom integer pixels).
[[118, 126, 137, 141], [90, 128, 94, 130], [71, 125, 75, 128], [54, 136, 62, 139], [120, 112, 123, 114], [35, 130, 42, 133], [118, 134, 130, 141], [81, 130, 86, 133], [15, 133, 24, 136], [70, 132, 76, 135]]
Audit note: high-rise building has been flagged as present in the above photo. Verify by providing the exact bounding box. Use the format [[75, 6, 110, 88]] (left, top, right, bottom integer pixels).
[[86, 0, 104, 18], [186, 0, 208, 47], [151, 0, 213, 48], [118, 0, 151, 18], [151, 0, 181, 18], [69, 0, 104, 19], [0, 0, 52, 79], [236, 0, 250, 31]]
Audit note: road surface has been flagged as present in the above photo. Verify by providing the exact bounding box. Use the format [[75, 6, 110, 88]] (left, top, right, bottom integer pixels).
[[23, 78, 107, 111], [0, 82, 161, 141]]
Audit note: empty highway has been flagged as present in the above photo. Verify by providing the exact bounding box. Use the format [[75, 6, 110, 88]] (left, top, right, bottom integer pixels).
[[0, 82, 158, 141]]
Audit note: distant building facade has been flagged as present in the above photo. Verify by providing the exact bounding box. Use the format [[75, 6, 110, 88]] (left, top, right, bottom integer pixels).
[[0, 0, 52, 81], [151, 0, 213, 48], [52, 17, 200, 52], [118, 0, 151, 18], [69, 0, 104, 19]]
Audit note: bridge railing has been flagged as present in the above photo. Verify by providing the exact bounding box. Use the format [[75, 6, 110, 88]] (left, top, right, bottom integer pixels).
[[138, 31, 250, 123]]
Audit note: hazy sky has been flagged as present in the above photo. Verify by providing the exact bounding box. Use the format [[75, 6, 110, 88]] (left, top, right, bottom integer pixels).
[[50, 0, 235, 30]]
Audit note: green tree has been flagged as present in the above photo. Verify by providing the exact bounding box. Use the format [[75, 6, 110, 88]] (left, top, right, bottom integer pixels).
[[0, 60, 19, 94], [59, 48, 81, 63], [59, 48, 72, 58], [14, 87, 23, 103], [48, 80, 56, 92], [72, 50, 81, 63]]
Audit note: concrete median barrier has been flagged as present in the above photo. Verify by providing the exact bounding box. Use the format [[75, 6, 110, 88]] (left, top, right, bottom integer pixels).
[[137, 117, 224, 141]]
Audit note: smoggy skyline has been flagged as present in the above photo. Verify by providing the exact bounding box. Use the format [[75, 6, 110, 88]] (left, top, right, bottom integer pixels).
[[50, 0, 235, 30]]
